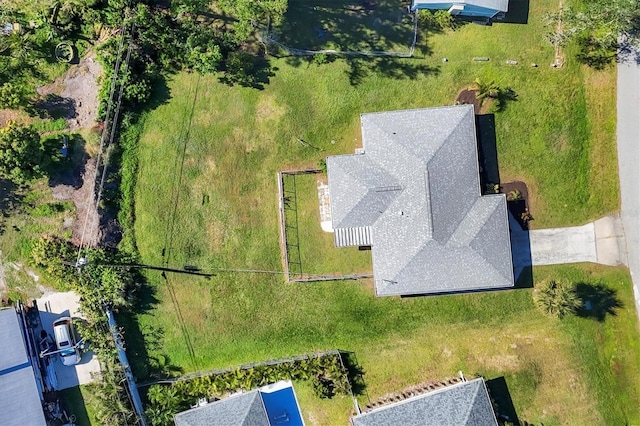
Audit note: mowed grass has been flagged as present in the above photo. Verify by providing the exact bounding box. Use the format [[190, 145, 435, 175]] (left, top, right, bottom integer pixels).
[[282, 172, 372, 276], [130, 0, 638, 423]]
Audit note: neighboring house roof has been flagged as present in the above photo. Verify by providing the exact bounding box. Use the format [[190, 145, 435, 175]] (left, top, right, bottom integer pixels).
[[174, 381, 304, 426], [327, 105, 514, 296], [412, 0, 509, 13], [0, 308, 46, 426], [351, 378, 498, 426]]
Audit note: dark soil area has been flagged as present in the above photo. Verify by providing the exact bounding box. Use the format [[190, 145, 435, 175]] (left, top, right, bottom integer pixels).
[[456, 89, 481, 113], [502, 180, 531, 230]]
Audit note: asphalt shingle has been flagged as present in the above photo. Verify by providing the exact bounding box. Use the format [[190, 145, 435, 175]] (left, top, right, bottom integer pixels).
[[327, 105, 514, 296]]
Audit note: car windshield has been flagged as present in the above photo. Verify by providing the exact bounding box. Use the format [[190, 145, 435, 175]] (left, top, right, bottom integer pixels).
[[61, 349, 75, 357]]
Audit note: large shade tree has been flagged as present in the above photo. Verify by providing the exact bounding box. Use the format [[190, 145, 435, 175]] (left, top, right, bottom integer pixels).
[[0, 124, 44, 185], [546, 0, 640, 67], [218, 0, 287, 40]]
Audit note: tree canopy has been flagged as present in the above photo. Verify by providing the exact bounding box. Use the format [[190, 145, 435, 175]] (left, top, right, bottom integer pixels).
[[219, 0, 288, 40], [0, 124, 44, 184], [546, 0, 640, 67]]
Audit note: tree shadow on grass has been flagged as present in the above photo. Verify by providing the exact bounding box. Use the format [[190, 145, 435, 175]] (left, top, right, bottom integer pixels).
[[0, 179, 21, 236], [338, 350, 367, 397], [59, 386, 91, 426], [145, 76, 172, 113], [575, 282, 622, 322], [219, 53, 277, 90], [276, 0, 417, 53], [117, 273, 183, 381], [344, 56, 440, 86]]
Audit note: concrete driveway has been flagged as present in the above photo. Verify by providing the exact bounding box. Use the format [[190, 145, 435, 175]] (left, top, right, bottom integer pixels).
[[511, 214, 627, 273], [37, 291, 100, 390], [617, 38, 640, 321]]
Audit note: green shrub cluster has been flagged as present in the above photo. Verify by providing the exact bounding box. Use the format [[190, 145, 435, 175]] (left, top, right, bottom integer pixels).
[[28, 201, 74, 217], [533, 278, 582, 319], [145, 353, 351, 426], [418, 10, 457, 31]]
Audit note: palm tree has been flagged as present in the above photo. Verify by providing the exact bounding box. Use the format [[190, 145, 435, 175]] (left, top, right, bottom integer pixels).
[[473, 77, 500, 101], [533, 279, 582, 318]]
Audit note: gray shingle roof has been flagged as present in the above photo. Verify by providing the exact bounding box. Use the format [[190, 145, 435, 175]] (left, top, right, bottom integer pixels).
[[0, 308, 46, 426], [350, 378, 498, 426], [326, 105, 514, 296], [174, 381, 304, 426], [174, 390, 269, 426], [412, 0, 509, 13]]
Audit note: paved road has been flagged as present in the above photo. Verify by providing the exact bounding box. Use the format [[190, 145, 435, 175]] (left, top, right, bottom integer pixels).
[[617, 39, 640, 321]]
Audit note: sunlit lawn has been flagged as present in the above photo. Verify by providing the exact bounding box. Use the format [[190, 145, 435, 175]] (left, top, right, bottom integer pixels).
[[127, 0, 639, 423]]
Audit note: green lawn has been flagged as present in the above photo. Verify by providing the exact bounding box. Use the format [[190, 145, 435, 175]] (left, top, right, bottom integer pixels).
[[127, 0, 638, 424], [59, 385, 99, 425], [281, 172, 372, 277]]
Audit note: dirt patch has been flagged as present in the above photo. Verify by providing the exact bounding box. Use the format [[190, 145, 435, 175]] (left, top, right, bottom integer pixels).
[[455, 89, 482, 113], [51, 157, 99, 247], [0, 109, 30, 128], [37, 51, 102, 131], [39, 52, 120, 248]]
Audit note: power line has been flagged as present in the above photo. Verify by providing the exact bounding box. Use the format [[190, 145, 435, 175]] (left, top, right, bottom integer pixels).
[[88, 24, 136, 248], [76, 20, 135, 264], [158, 76, 202, 372]]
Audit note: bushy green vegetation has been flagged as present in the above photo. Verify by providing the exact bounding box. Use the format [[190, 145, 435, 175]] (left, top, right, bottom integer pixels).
[[145, 352, 350, 425], [544, 0, 640, 68], [533, 278, 582, 318], [29, 235, 143, 422], [0, 124, 45, 184]]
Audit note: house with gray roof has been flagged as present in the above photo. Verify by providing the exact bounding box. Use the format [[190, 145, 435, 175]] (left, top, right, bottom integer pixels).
[[0, 308, 46, 426], [326, 105, 514, 296], [350, 377, 498, 426], [174, 380, 304, 426], [411, 0, 508, 19]]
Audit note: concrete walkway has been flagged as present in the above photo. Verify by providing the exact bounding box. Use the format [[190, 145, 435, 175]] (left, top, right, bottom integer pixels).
[[617, 38, 640, 321], [511, 214, 627, 272]]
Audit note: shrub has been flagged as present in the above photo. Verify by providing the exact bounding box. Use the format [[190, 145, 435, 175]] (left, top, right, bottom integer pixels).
[[533, 279, 582, 319], [144, 353, 352, 425]]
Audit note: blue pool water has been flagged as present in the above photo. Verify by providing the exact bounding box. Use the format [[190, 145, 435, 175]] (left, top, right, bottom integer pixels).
[[261, 386, 304, 425]]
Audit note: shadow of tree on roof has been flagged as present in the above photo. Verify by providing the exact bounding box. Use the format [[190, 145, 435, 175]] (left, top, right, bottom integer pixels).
[[575, 282, 622, 322]]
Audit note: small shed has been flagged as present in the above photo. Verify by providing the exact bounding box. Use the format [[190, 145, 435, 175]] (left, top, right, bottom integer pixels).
[[411, 0, 508, 19]]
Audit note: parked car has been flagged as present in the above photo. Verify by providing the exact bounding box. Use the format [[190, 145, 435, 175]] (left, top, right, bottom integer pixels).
[[52, 317, 81, 366]]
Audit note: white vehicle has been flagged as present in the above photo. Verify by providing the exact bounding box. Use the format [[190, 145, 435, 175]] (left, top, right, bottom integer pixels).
[[52, 317, 81, 366]]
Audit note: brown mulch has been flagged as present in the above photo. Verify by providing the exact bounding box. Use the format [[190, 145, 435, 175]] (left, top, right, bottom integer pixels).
[[501, 180, 531, 230], [455, 89, 482, 113]]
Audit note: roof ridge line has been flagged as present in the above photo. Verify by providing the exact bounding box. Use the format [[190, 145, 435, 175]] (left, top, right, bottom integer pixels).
[[446, 196, 501, 248]]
